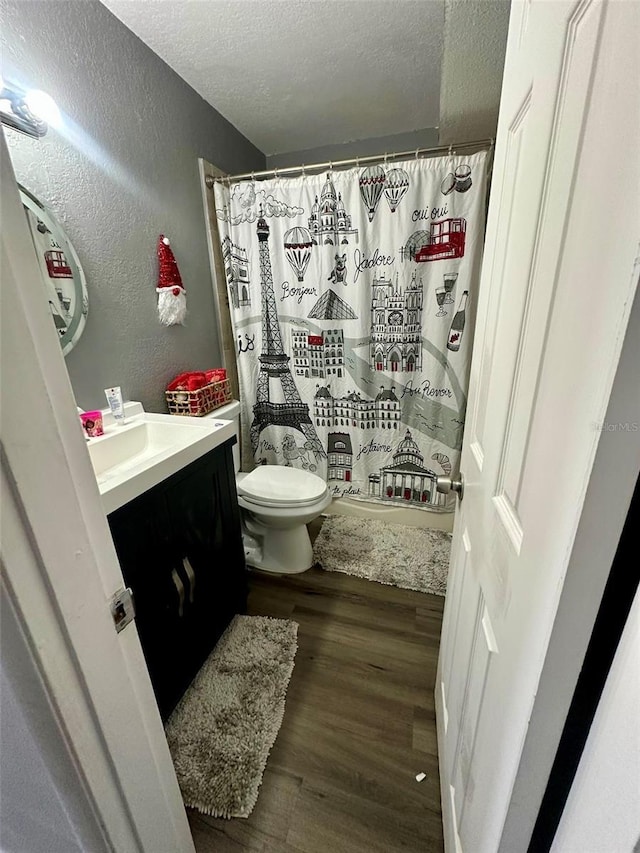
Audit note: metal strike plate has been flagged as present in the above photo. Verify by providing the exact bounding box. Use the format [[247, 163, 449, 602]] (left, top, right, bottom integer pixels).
[[110, 587, 135, 633]]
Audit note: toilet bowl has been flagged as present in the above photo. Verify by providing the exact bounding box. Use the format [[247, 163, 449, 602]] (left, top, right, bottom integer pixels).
[[205, 401, 331, 574]]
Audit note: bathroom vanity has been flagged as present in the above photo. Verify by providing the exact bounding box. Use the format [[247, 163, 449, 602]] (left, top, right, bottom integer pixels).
[[105, 434, 248, 720]]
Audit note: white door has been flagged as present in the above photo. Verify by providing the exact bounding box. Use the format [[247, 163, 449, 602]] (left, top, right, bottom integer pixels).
[[435, 2, 640, 851]]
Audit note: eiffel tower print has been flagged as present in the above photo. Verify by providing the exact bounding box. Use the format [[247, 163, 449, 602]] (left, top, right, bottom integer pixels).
[[250, 209, 326, 459]]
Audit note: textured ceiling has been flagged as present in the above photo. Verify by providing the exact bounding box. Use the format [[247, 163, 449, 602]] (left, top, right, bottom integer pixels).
[[100, 0, 444, 156]]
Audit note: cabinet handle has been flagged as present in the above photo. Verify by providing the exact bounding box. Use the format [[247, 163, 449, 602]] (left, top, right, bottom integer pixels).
[[182, 557, 196, 604], [171, 568, 185, 618]]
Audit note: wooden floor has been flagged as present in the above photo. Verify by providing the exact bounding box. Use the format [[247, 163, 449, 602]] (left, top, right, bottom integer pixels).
[[188, 522, 445, 853]]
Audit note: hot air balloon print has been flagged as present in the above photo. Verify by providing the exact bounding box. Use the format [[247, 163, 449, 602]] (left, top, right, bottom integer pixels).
[[283, 227, 313, 282], [359, 165, 386, 222], [384, 168, 409, 213]]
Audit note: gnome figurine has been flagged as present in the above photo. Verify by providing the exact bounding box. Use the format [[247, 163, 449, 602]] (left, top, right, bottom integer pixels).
[[156, 235, 187, 326]]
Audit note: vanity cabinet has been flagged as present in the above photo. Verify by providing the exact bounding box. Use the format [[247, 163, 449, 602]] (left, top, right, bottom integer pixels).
[[107, 438, 247, 720]]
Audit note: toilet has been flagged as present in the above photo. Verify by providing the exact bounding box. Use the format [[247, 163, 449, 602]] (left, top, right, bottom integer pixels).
[[206, 401, 331, 574]]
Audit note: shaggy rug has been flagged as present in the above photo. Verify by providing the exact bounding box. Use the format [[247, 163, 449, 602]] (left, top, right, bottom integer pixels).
[[164, 615, 298, 819], [313, 516, 451, 596]]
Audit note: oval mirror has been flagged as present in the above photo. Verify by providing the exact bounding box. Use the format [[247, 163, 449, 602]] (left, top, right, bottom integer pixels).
[[19, 185, 88, 356]]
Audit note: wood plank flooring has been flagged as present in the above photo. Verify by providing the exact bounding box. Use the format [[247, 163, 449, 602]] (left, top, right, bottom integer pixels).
[[188, 521, 445, 853]]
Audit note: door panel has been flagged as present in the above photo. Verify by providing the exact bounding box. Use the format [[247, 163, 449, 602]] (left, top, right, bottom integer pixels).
[[470, 90, 531, 477], [441, 533, 475, 753], [436, 1, 639, 851]]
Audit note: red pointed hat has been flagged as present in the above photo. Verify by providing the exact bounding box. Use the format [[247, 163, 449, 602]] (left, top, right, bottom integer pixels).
[[156, 235, 185, 296]]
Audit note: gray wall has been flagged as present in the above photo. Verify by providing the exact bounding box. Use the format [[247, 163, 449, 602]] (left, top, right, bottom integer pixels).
[[2, 0, 265, 413], [266, 128, 440, 171], [438, 0, 510, 144], [1, 592, 108, 853], [1, 672, 81, 853]]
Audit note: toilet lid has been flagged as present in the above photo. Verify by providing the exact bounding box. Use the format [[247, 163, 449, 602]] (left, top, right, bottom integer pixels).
[[238, 465, 328, 507]]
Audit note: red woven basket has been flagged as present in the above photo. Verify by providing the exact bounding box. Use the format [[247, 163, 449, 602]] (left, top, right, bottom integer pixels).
[[165, 377, 231, 417]]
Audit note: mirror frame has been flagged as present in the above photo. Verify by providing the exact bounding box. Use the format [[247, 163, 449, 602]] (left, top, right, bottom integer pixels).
[[19, 184, 88, 356]]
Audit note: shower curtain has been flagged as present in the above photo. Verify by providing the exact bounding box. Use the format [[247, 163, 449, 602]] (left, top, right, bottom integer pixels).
[[214, 151, 487, 512]]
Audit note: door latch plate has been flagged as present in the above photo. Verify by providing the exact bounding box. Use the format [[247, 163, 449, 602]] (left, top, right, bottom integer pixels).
[[110, 587, 135, 633]]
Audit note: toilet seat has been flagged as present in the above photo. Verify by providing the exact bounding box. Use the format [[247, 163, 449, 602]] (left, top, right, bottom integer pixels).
[[237, 465, 328, 509]]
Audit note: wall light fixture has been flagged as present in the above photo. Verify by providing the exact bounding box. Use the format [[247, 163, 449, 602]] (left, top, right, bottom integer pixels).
[[0, 78, 61, 138]]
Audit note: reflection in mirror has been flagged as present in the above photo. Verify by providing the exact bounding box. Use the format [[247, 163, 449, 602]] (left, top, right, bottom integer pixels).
[[19, 185, 88, 356]]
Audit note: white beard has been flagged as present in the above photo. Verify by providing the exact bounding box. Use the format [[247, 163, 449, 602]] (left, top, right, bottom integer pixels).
[[156, 288, 187, 326]]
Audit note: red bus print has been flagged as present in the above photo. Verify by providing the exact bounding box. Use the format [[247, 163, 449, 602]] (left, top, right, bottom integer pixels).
[[414, 218, 466, 263], [45, 249, 73, 278]]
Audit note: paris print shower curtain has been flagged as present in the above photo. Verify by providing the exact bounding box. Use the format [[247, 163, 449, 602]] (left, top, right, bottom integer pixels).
[[214, 151, 487, 512]]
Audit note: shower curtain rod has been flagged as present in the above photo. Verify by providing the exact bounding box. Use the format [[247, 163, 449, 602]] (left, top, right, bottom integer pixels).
[[206, 137, 494, 185]]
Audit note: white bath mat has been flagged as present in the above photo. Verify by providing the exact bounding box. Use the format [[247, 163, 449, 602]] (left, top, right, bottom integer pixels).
[[313, 515, 451, 596], [165, 615, 298, 819]]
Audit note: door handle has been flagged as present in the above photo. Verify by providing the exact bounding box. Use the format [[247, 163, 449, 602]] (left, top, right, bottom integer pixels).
[[171, 568, 185, 618], [182, 556, 196, 604], [436, 473, 464, 501]]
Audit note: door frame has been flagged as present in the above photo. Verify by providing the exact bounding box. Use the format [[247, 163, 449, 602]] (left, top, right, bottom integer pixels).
[[0, 132, 195, 852]]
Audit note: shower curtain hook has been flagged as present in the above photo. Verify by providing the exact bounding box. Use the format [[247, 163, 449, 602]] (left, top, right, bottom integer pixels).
[[301, 163, 306, 178], [384, 151, 388, 164], [274, 166, 279, 182], [356, 154, 360, 168], [251, 171, 255, 183], [415, 147, 420, 160], [329, 160, 333, 174]]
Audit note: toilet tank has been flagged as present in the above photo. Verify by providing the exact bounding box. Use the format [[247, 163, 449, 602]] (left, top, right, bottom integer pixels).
[[204, 400, 241, 472]]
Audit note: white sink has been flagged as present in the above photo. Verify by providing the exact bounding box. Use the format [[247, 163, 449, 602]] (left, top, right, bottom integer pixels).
[[87, 408, 235, 514]]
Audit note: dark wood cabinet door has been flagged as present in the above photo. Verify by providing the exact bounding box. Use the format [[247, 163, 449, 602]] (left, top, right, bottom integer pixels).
[[160, 444, 248, 698], [107, 439, 247, 720], [107, 493, 188, 716]]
